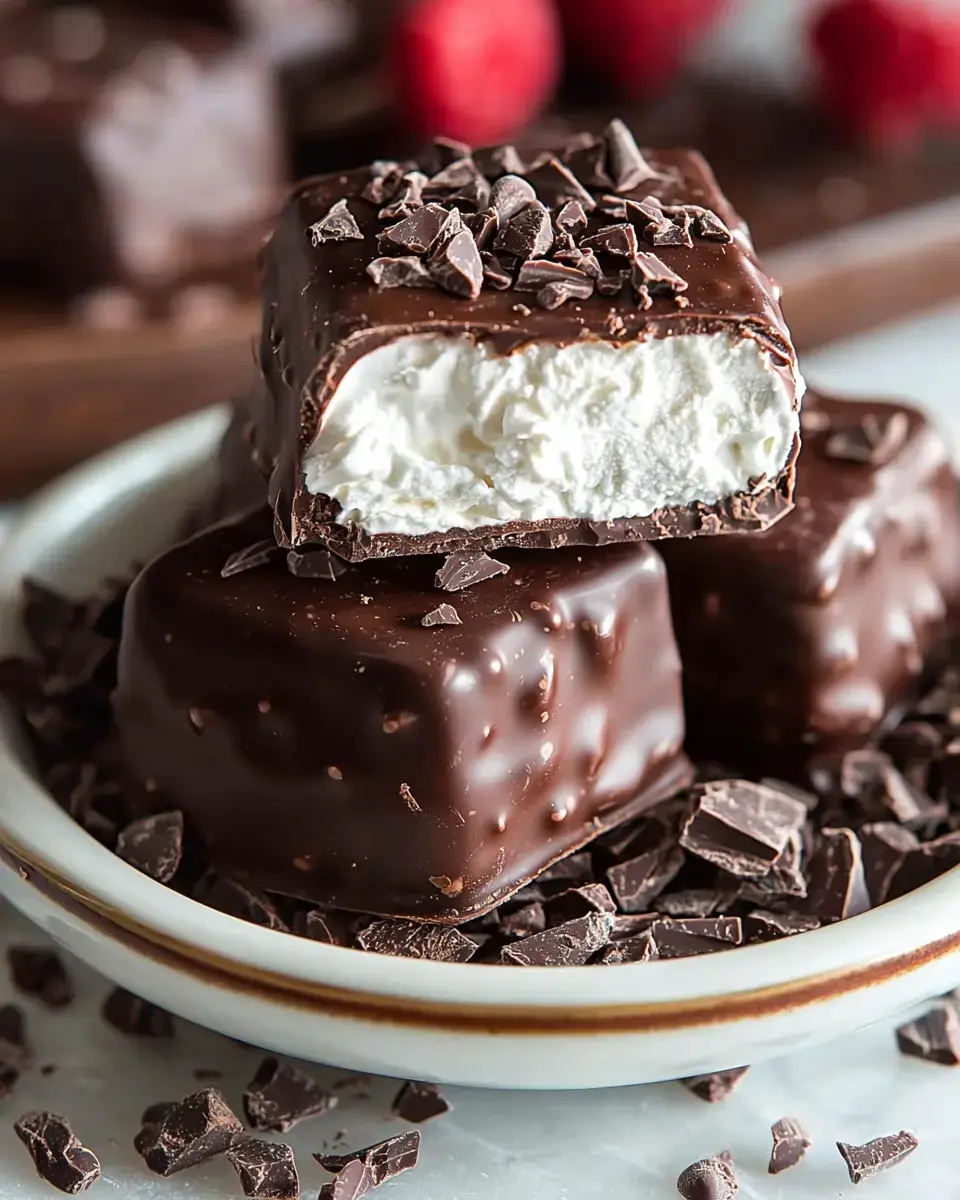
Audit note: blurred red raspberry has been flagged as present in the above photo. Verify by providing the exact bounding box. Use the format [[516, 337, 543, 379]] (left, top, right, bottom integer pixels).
[[811, 0, 960, 148], [391, 0, 561, 145], [554, 0, 726, 98]]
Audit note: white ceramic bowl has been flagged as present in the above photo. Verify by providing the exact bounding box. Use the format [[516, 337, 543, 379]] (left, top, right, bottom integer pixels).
[[0, 407, 959, 1091]]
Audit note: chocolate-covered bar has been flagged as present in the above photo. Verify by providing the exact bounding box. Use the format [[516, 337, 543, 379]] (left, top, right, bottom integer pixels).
[[660, 392, 960, 780], [257, 120, 803, 561], [113, 509, 691, 921], [0, 5, 280, 299]]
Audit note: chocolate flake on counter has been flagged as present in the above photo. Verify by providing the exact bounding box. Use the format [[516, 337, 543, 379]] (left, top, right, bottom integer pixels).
[[677, 1153, 739, 1200], [194, 875, 289, 932], [523, 155, 596, 211], [115, 810, 183, 882], [362, 160, 409, 206], [682, 1067, 749, 1103], [316, 1131, 421, 1192], [744, 909, 820, 942], [287, 548, 348, 580], [309, 199, 362, 246], [607, 840, 684, 912], [367, 256, 434, 290], [221, 539, 277, 579], [421, 603, 462, 627], [651, 917, 743, 959], [480, 251, 513, 290], [435, 551, 509, 592], [499, 901, 546, 938], [494, 201, 554, 260], [102, 988, 175, 1038], [356, 920, 477, 963], [769, 1117, 811, 1174], [860, 822, 919, 905], [135, 1088, 243, 1176], [896, 1005, 960, 1065], [555, 199, 588, 235], [825, 411, 909, 467], [488, 174, 536, 222], [837, 1131, 918, 1184], [805, 827, 870, 922], [244, 1056, 337, 1133], [7, 947, 74, 1009], [581, 223, 638, 258], [379, 204, 448, 254], [15, 1112, 101, 1195], [378, 171, 427, 221], [604, 118, 663, 192], [427, 227, 483, 300], [392, 1080, 451, 1124], [632, 251, 688, 296], [680, 780, 807, 878], [500, 911, 614, 966], [227, 1138, 300, 1200]]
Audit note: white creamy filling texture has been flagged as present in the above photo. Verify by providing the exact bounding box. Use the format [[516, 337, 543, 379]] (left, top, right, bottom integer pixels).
[[303, 333, 803, 536]]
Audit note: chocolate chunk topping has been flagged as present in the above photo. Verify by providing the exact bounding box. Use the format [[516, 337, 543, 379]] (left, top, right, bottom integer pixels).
[[286, 548, 348, 580], [607, 840, 684, 912], [896, 1004, 960, 1065], [825, 411, 910, 467], [102, 988, 175, 1038], [464, 208, 498, 249], [837, 1131, 918, 1184], [421, 603, 462, 627], [695, 207, 734, 242], [806, 827, 870, 922], [194, 875, 289, 931], [221, 539, 277, 579], [116, 810, 183, 882], [476, 143, 526, 176], [500, 911, 614, 966], [682, 1067, 749, 1103], [427, 227, 483, 300], [555, 200, 588, 234], [523, 155, 596, 211], [309, 199, 362, 245], [378, 171, 427, 221], [481, 251, 514, 289], [227, 1138, 300, 1200], [677, 1154, 739, 1200], [604, 119, 663, 193], [392, 1080, 451, 1123], [134, 1088, 243, 1176], [680, 781, 807, 878], [7, 947, 74, 1009], [581, 223, 638, 258], [650, 916, 743, 958], [362, 160, 410, 206], [488, 174, 536, 222], [769, 1117, 811, 1174], [356, 920, 477, 962], [367, 256, 434, 290], [316, 1131, 421, 1192], [15, 1112, 101, 1195], [515, 259, 595, 307], [435, 551, 510, 592], [379, 204, 448, 254], [632, 251, 688, 295], [243, 1057, 336, 1133], [494, 201, 554, 261], [424, 157, 481, 194]]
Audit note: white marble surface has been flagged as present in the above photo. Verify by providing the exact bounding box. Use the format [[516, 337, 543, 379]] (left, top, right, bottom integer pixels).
[[1, 304, 960, 1198]]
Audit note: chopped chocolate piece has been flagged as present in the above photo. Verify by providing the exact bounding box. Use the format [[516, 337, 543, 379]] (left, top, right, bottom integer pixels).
[[581, 223, 638, 258], [309, 200, 363, 246], [680, 781, 806, 878], [362, 160, 411, 206], [494, 201, 554, 261], [607, 841, 684, 912], [523, 155, 596, 211], [603, 119, 663, 193], [318, 1159, 367, 1200], [424, 157, 481, 194], [134, 1088, 243, 1176], [7, 947, 74, 1009], [837, 1131, 918, 1184], [102, 988, 175, 1038], [141, 1102, 177, 1127], [475, 143, 526, 177], [379, 172, 428, 221], [450, 174, 492, 211], [194, 1069, 224, 1082], [286, 549, 348, 580], [367, 257, 434, 290], [632, 251, 687, 295], [499, 901, 546, 938], [427, 227, 483, 300], [555, 200, 588, 235], [379, 204, 448, 254], [316, 1131, 421, 1192], [695, 208, 734, 242], [545, 883, 616, 925], [392, 1080, 451, 1124], [841, 749, 943, 828], [610, 913, 658, 939], [227, 1138, 300, 1200], [599, 930, 659, 963], [421, 603, 462, 627], [500, 912, 614, 966], [825, 412, 910, 468], [464, 209, 498, 250], [243, 1057, 336, 1134], [681, 1067, 749, 1103], [737, 830, 808, 902], [888, 830, 960, 899], [480, 251, 514, 289], [539, 851, 597, 890], [861, 823, 919, 906], [656, 888, 738, 918], [435, 551, 510, 592], [356, 920, 477, 962], [744, 909, 820, 941], [115, 810, 183, 883], [769, 1117, 811, 1174], [488, 174, 536, 222], [652, 212, 694, 249], [194, 875, 289, 932], [15, 1112, 101, 1195], [222, 540, 277, 579], [515, 260, 594, 307], [896, 1004, 960, 1065], [677, 1154, 739, 1200], [806, 828, 870, 922], [650, 917, 743, 959]]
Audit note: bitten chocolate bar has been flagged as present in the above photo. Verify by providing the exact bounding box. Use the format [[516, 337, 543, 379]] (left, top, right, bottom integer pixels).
[[256, 121, 804, 561], [114, 509, 691, 921], [661, 392, 960, 780]]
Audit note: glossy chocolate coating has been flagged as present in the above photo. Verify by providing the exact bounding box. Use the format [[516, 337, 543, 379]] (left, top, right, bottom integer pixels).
[[114, 509, 691, 921], [661, 392, 960, 780], [257, 138, 801, 559]]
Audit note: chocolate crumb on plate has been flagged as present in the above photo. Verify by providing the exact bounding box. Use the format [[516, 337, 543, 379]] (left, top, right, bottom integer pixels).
[[769, 1116, 811, 1174], [7, 947, 74, 1009], [227, 1138, 300, 1200], [134, 1087, 243, 1176], [392, 1080, 452, 1124], [676, 1153, 739, 1199], [837, 1130, 919, 1184], [102, 987, 175, 1038], [356, 920, 477, 962], [15, 1112, 101, 1196], [500, 911, 614, 966], [435, 551, 510, 592], [681, 1067, 749, 1103], [316, 1130, 421, 1193], [243, 1056, 337, 1133], [421, 603, 461, 627], [115, 810, 183, 882], [896, 1004, 960, 1065]]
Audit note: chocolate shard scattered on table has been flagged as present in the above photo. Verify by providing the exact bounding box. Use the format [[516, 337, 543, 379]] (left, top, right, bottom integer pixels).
[[315, 1130, 421, 1193], [134, 1087, 243, 1176], [226, 1137, 300, 1200], [14, 1112, 101, 1196], [769, 1116, 811, 1174], [681, 1067, 749, 1103], [896, 1004, 960, 1066], [243, 1056, 337, 1134], [836, 1130, 919, 1185], [391, 1080, 452, 1124], [6, 947, 74, 1009], [115, 810, 183, 883], [676, 1153, 739, 1200], [102, 987, 176, 1038]]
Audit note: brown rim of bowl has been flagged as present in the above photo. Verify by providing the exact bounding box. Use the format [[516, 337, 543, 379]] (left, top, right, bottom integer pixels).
[[4, 839, 960, 1036]]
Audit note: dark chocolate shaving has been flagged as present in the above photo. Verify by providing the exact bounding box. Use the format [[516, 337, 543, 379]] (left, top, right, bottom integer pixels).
[[464, 208, 498, 250], [379, 204, 448, 254], [391, 1080, 451, 1123], [421, 603, 462, 627], [435, 551, 509, 592], [102, 988, 175, 1038], [677, 1154, 738, 1200], [555, 200, 588, 235], [493, 201, 554, 261], [682, 1067, 749, 1103], [680, 780, 807, 878], [825, 411, 910, 467], [516, 259, 595, 307], [15, 1112, 101, 1195], [581, 223, 638, 258], [221, 539, 277, 579], [286, 549, 348, 580], [837, 1131, 918, 1184], [309, 199, 362, 245], [227, 1138, 300, 1200], [367, 256, 434, 290], [769, 1117, 811, 1174], [475, 143, 526, 177], [523, 155, 596, 211], [116, 810, 183, 882], [427, 227, 483, 300], [488, 174, 536, 222], [500, 912, 614, 966], [243, 1056, 337, 1133], [134, 1088, 243, 1176], [603, 119, 663, 193], [378, 171, 427, 221], [896, 1004, 960, 1066], [356, 920, 477, 962], [632, 251, 688, 296], [7, 947, 74, 1009], [315, 1131, 421, 1192]]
